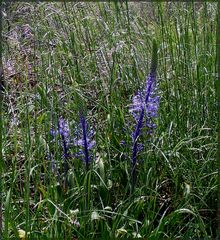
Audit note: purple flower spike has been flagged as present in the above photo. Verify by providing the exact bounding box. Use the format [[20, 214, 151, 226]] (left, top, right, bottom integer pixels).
[[50, 117, 70, 174], [129, 90, 145, 122], [57, 117, 70, 160], [58, 117, 70, 139], [130, 71, 159, 136], [73, 114, 96, 170], [129, 40, 159, 192]]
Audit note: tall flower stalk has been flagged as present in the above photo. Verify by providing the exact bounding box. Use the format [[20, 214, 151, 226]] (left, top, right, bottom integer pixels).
[[131, 108, 144, 190], [73, 112, 95, 208], [50, 117, 70, 175], [50, 117, 71, 188], [73, 113, 96, 171], [129, 40, 159, 192], [74, 113, 96, 170], [58, 117, 70, 175]]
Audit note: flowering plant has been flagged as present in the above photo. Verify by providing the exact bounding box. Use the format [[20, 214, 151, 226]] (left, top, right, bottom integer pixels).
[[129, 40, 159, 190]]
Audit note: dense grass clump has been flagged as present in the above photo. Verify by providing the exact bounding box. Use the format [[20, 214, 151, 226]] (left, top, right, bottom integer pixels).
[[1, 2, 217, 239]]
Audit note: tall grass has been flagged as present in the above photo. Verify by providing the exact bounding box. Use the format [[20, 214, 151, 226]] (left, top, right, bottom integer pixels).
[[1, 2, 218, 239]]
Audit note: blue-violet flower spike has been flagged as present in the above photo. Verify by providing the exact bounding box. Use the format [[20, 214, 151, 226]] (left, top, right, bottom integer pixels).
[[74, 115, 95, 170]]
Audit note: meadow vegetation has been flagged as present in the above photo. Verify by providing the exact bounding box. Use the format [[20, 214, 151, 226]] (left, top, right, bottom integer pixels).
[[1, 2, 218, 239]]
